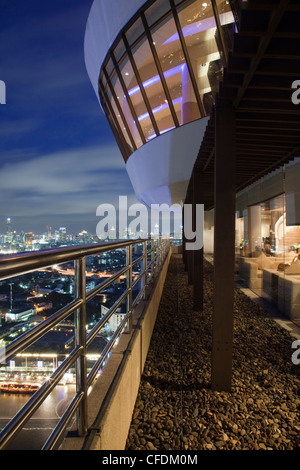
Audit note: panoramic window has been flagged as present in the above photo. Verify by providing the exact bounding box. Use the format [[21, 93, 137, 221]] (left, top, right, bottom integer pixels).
[[177, 0, 220, 114], [99, 0, 235, 160]]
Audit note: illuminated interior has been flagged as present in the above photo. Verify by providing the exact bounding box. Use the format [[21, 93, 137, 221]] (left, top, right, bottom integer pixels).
[[99, 0, 235, 160], [235, 159, 300, 324]]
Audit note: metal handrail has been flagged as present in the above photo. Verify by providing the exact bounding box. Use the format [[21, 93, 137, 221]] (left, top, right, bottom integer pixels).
[[0, 237, 170, 450]]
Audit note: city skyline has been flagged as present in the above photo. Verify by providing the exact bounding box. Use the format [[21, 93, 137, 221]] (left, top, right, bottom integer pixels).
[[0, 0, 139, 235]]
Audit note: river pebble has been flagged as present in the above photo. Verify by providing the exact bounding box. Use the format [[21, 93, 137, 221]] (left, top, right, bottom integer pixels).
[[126, 255, 300, 450]]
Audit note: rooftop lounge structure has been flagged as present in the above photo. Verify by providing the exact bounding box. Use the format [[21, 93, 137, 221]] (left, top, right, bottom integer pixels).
[[84, 0, 300, 391], [0, 0, 299, 451], [84, 0, 236, 207]]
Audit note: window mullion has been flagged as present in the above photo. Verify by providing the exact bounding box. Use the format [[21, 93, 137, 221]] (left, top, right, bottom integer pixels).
[[99, 81, 131, 160], [169, 0, 206, 118], [103, 67, 137, 152], [141, 11, 180, 128], [111, 52, 147, 145], [123, 33, 160, 138]]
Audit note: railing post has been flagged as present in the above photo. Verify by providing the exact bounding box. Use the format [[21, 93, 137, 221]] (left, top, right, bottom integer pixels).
[[163, 239, 167, 262], [154, 239, 158, 274], [126, 244, 133, 333], [143, 240, 147, 299], [159, 237, 162, 269], [75, 257, 88, 436], [151, 238, 155, 279]]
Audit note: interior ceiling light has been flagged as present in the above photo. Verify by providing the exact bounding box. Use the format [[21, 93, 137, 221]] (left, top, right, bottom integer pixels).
[[138, 97, 182, 122], [163, 16, 216, 45]]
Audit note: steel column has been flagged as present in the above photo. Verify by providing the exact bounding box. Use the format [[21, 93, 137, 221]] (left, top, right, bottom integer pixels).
[[186, 198, 194, 285], [185, 187, 194, 285], [182, 204, 187, 270], [212, 105, 236, 392], [192, 168, 204, 311]]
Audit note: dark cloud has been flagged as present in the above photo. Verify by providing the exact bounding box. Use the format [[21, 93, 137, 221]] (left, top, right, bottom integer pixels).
[[0, 1, 137, 235], [0, 144, 139, 233]]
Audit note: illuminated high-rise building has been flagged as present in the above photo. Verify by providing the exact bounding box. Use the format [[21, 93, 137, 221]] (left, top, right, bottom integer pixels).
[[5, 218, 13, 244], [59, 227, 67, 242], [6, 217, 12, 235], [25, 232, 33, 246]]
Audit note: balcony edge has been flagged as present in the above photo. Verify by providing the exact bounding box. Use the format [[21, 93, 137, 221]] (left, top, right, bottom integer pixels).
[[60, 246, 173, 450]]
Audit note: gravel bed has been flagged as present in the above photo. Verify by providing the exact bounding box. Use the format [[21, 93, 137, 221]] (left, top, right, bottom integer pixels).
[[125, 254, 300, 451]]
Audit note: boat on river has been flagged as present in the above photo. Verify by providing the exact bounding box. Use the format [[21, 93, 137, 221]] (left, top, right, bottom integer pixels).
[[0, 383, 40, 394]]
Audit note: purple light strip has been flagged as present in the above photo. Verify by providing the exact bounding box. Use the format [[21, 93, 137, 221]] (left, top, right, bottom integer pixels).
[[138, 97, 182, 122], [128, 64, 184, 97], [162, 16, 217, 45]]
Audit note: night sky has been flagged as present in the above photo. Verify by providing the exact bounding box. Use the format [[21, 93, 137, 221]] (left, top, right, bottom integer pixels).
[[0, 0, 138, 235]]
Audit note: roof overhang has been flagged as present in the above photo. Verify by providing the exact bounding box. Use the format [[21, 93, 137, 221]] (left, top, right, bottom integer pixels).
[[191, 0, 300, 210], [84, 0, 148, 102]]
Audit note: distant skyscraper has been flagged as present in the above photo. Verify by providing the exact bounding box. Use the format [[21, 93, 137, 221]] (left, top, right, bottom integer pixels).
[[25, 232, 33, 246], [59, 227, 67, 242], [6, 217, 12, 235], [5, 218, 13, 244]]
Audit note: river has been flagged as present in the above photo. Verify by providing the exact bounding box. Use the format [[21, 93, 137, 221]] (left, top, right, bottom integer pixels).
[[0, 383, 76, 450]]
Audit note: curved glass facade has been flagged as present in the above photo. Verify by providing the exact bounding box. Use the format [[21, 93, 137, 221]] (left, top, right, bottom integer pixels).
[[98, 0, 236, 161]]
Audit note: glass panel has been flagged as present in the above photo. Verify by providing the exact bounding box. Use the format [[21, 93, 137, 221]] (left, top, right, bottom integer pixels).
[[145, 0, 171, 27], [270, 196, 285, 258], [215, 0, 235, 27], [107, 86, 134, 152], [214, 0, 236, 55], [282, 160, 300, 327], [120, 56, 156, 143], [113, 38, 126, 63], [111, 71, 144, 149], [152, 14, 200, 126], [126, 17, 145, 46], [132, 37, 175, 135], [235, 165, 300, 324], [99, 71, 106, 90], [105, 57, 114, 79], [177, 0, 220, 116]]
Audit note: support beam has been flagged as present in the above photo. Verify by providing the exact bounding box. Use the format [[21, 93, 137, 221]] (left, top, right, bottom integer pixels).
[[188, 240, 194, 286], [193, 168, 204, 311], [212, 105, 236, 392], [182, 204, 187, 271], [185, 187, 194, 285]]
